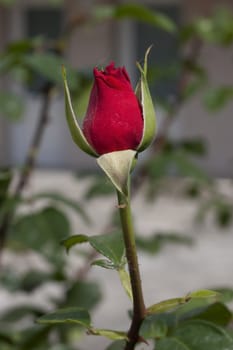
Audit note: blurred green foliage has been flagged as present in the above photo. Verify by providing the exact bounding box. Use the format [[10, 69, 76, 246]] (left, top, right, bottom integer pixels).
[[180, 8, 233, 46]]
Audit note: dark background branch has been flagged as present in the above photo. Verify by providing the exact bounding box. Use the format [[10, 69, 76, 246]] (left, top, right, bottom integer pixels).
[[0, 86, 52, 261]]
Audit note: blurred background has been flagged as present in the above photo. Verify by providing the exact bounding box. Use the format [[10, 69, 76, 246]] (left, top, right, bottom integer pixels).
[[1, 0, 233, 175], [0, 1, 233, 350]]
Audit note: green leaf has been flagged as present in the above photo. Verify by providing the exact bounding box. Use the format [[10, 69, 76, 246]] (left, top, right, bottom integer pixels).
[[91, 259, 116, 269], [61, 234, 89, 253], [193, 302, 232, 326], [136, 47, 156, 152], [24, 53, 77, 89], [62, 66, 98, 157], [18, 325, 51, 350], [11, 206, 70, 258], [156, 337, 192, 350], [1, 305, 43, 322], [0, 91, 24, 120], [147, 289, 219, 316], [97, 150, 136, 197], [174, 296, 220, 321], [65, 281, 102, 311], [186, 289, 219, 299], [147, 298, 185, 315], [89, 328, 127, 340], [37, 307, 91, 327], [61, 231, 125, 268], [140, 317, 168, 339], [214, 287, 233, 303], [89, 231, 125, 267], [92, 4, 176, 32], [106, 340, 126, 350], [118, 268, 132, 300], [29, 191, 90, 223], [157, 320, 233, 349]]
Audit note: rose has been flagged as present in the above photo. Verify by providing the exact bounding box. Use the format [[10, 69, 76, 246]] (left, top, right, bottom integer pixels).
[[82, 62, 144, 155], [63, 47, 156, 159]]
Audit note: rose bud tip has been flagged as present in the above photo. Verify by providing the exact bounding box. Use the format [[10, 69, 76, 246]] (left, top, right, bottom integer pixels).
[[83, 63, 144, 155]]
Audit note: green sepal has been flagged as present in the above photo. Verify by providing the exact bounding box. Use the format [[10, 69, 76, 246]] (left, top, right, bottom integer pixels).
[[136, 46, 156, 152], [97, 150, 137, 197], [62, 66, 98, 157]]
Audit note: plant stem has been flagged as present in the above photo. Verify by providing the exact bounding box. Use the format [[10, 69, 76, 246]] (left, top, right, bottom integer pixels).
[[117, 190, 146, 350]]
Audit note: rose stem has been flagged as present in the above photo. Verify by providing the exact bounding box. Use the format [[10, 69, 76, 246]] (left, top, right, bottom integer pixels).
[[117, 190, 146, 350]]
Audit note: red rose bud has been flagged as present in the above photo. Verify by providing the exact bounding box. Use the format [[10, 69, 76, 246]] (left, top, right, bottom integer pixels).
[[63, 48, 156, 158], [82, 62, 144, 155]]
